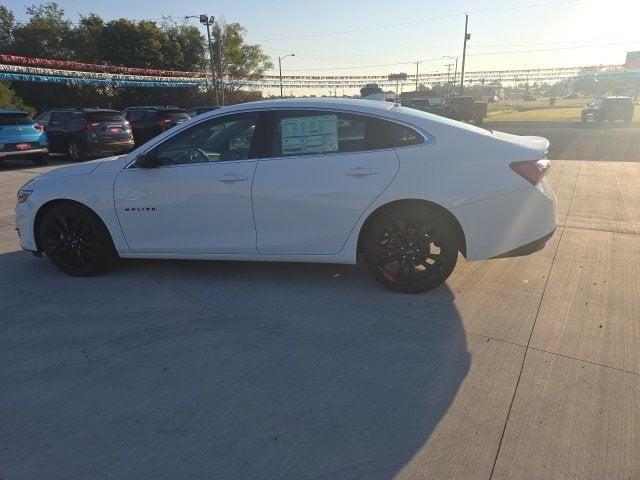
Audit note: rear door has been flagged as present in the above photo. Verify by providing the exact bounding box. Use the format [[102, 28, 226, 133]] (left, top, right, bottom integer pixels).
[[252, 110, 403, 255], [46, 112, 73, 151]]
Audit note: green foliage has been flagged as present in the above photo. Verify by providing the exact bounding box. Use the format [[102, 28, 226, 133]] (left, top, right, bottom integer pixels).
[[360, 84, 383, 97], [1, 2, 271, 111], [0, 81, 35, 115], [0, 6, 15, 52], [212, 22, 273, 92]]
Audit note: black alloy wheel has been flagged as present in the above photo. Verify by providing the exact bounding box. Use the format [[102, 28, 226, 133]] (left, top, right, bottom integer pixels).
[[363, 208, 459, 293], [39, 203, 115, 276]]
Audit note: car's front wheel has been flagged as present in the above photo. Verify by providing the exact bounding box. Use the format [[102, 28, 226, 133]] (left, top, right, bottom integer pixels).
[[362, 207, 459, 293], [39, 202, 115, 276]]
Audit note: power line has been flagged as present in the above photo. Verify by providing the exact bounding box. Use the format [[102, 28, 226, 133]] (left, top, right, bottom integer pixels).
[[275, 41, 639, 74], [256, 0, 582, 42]]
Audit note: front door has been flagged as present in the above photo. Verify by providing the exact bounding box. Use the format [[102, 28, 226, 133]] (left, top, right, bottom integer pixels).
[[114, 111, 261, 254], [252, 110, 401, 255]]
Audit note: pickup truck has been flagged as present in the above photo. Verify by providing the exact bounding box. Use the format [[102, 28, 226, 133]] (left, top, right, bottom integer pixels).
[[402, 96, 488, 125]]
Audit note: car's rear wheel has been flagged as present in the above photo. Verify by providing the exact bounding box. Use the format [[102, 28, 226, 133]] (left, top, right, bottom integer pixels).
[[67, 140, 87, 161], [39, 202, 115, 276], [363, 207, 459, 293]]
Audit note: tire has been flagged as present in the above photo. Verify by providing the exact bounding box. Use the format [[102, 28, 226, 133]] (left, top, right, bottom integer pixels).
[[67, 140, 87, 161], [32, 154, 49, 166], [38, 202, 116, 276], [362, 207, 459, 293]]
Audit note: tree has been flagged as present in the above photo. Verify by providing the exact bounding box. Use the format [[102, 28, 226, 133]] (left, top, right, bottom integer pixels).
[[0, 6, 15, 53], [0, 81, 34, 115], [212, 22, 273, 93], [360, 84, 383, 97], [11, 2, 72, 59]]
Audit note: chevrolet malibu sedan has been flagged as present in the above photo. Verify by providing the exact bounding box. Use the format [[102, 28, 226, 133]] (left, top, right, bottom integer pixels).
[[15, 98, 556, 293]]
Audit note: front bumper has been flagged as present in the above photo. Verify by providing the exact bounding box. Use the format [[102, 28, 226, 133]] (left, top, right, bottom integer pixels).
[[0, 148, 48, 159]]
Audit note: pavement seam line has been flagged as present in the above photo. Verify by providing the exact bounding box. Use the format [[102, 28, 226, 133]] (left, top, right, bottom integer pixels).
[[488, 161, 582, 480], [564, 225, 640, 237], [527, 345, 640, 377]]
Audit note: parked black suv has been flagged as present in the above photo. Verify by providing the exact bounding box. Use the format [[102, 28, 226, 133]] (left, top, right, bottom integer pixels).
[[124, 106, 190, 145], [581, 96, 634, 123], [35, 108, 134, 161]]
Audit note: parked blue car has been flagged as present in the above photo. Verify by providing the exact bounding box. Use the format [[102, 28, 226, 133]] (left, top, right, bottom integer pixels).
[[0, 110, 49, 166]]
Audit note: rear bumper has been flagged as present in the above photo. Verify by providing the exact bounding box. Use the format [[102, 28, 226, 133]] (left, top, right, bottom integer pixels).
[[492, 226, 556, 259], [0, 148, 48, 159], [86, 140, 134, 156], [452, 179, 557, 261]]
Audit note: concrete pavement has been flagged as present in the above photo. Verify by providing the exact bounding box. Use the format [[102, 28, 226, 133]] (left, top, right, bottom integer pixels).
[[1, 160, 639, 479]]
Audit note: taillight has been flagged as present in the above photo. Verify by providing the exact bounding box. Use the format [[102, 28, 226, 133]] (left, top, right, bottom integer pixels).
[[34, 123, 45, 132], [510, 159, 551, 185], [85, 121, 100, 131]]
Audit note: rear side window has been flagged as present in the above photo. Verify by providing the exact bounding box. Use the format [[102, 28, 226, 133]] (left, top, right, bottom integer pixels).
[[271, 110, 423, 157], [0, 113, 33, 125], [87, 112, 126, 123]]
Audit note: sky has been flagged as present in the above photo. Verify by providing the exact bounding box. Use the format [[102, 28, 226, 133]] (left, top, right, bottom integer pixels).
[[4, 0, 640, 78]]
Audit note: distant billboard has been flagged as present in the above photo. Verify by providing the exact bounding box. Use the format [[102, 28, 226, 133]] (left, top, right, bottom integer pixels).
[[626, 51, 640, 68]]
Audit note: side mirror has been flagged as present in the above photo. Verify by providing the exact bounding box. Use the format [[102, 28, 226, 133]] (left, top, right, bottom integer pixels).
[[135, 151, 159, 169]]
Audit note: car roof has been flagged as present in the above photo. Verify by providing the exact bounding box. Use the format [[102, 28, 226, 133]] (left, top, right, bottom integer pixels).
[[44, 108, 121, 113], [125, 106, 184, 111], [220, 97, 398, 115]]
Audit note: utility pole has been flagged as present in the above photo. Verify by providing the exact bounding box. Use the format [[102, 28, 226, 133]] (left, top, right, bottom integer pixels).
[[415, 61, 420, 91], [278, 53, 295, 98], [445, 63, 453, 96], [198, 14, 218, 105], [460, 14, 470, 95], [443, 55, 459, 95]]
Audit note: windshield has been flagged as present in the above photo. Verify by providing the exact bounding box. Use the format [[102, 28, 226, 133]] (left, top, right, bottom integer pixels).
[[0, 112, 33, 125], [87, 112, 126, 123]]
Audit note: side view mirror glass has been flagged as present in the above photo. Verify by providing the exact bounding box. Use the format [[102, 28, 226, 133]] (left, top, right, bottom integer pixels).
[[135, 151, 159, 169]]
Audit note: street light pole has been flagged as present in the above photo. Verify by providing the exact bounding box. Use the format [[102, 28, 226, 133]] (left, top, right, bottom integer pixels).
[[415, 61, 420, 91], [460, 14, 470, 95], [193, 14, 218, 105], [278, 53, 295, 98], [215, 23, 225, 106]]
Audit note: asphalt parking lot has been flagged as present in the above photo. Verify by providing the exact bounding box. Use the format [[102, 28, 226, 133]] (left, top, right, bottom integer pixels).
[[1, 156, 639, 479], [486, 121, 640, 162]]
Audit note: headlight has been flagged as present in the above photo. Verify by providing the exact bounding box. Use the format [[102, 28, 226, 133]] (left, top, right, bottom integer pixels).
[[16, 190, 33, 203]]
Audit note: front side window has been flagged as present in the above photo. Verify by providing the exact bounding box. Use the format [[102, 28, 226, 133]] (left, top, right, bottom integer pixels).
[[272, 110, 423, 157], [152, 112, 259, 166]]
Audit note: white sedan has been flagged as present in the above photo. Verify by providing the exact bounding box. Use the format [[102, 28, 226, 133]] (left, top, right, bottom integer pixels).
[[15, 98, 556, 293]]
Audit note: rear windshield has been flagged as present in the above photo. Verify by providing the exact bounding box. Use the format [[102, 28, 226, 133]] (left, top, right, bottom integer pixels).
[[162, 111, 189, 120], [0, 113, 34, 125], [87, 112, 126, 123]]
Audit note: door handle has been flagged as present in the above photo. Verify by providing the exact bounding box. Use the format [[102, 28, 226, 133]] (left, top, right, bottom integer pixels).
[[217, 173, 248, 183], [345, 167, 379, 177]]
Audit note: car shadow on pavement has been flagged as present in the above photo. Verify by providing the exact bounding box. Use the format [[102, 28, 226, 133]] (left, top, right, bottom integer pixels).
[[1, 254, 470, 479]]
